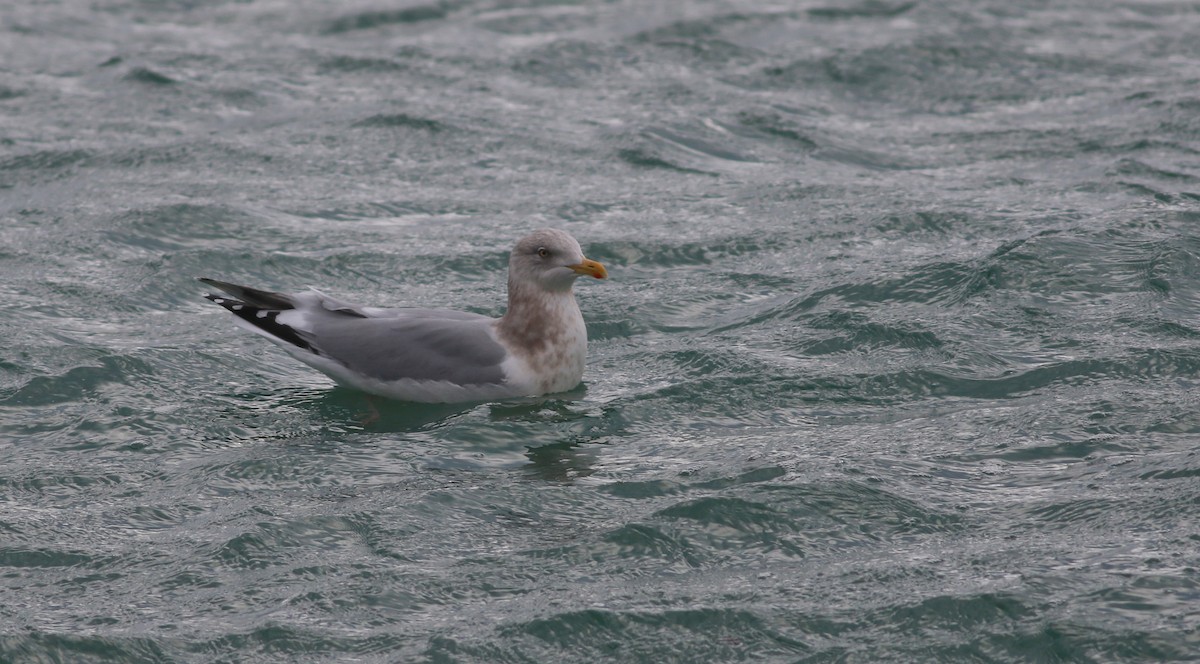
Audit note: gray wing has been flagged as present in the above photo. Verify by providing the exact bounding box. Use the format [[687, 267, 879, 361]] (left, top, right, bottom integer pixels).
[[201, 279, 506, 385], [302, 314, 508, 386]]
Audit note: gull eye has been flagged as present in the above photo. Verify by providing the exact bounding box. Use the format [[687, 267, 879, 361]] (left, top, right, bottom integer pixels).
[[536, 247, 550, 258]]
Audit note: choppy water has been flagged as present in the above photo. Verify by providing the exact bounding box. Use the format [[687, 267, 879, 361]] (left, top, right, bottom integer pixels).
[[3, 0, 1199, 661]]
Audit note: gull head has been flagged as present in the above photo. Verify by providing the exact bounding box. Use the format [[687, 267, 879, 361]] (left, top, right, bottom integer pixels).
[[508, 228, 607, 293]]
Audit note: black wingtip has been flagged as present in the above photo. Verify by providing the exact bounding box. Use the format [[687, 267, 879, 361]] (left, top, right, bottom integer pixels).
[[197, 278, 295, 310], [202, 292, 314, 352]]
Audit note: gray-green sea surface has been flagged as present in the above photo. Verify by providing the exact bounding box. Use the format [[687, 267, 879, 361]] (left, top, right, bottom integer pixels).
[[2, 0, 1199, 662]]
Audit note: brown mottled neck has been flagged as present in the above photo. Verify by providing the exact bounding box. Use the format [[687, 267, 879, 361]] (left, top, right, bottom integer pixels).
[[496, 277, 575, 356]]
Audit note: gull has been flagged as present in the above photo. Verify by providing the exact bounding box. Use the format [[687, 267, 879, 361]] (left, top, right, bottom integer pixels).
[[200, 228, 607, 403]]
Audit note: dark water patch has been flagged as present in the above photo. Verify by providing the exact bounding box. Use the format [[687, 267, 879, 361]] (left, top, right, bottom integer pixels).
[[281, 200, 448, 220], [123, 67, 176, 85], [967, 127, 1141, 161], [322, 5, 448, 34], [0, 471, 126, 500], [101, 144, 198, 169], [99, 141, 276, 170], [1143, 406, 1200, 435], [667, 348, 763, 378], [522, 439, 603, 483], [0, 354, 157, 408], [421, 636, 514, 663], [790, 229, 1197, 316], [1157, 102, 1200, 138], [0, 149, 92, 173], [690, 466, 788, 491], [213, 87, 267, 110], [103, 203, 282, 253], [874, 210, 970, 236], [743, 32, 1123, 113], [115, 504, 197, 532], [798, 350, 1200, 403], [1110, 166, 1196, 204], [53, 571, 129, 597], [353, 113, 446, 132], [618, 372, 822, 429], [1139, 466, 1200, 481], [815, 37, 1052, 104], [399, 402, 622, 462], [1119, 347, 1200, 382], [876, 246, 1001, 305], [656, 496, 801, 534], [726, 58, 823, 92], [734, 111, 818, 150], [0, 547, 97, 568], [1089, 575, 1200, 617], [189, 625, 371, 658], [629, 11, 759, 42], [0, 632, 172, 664], [158, 568, 222, 592], [599, 523, 705, 567], [503, 607, 808, 660], [512, 39, 617, 88], [873, 592, 1034, 633], [648, 500, 807, 559], [1027, 498, 1119, 526], [591, 236, 765, 270], [996, 621, 1200, 662], [203, 454, 334, 488], [631, 8, 829, 68], [317, 55, 408, 74], [616, 147, 717, 175], [600, 479, 685, 499], [834, 559, 947, 591], [641, 34, 760, 67], [799, 315, 944, 356], [1109, 158, 1197, 202], [809, 1, 916, 19], [321, 396, 471, 434], [759, 481, 966, 537], [1116, 181, 1176, 204], [211, 530, 281, 570], [992, 437, 1134, 463], [717, 262, 988, 331], [479, 9, 599, 36], [721, 271, 800, 292], [637, 479, 964, 558], [1110, 158, 1198, 183], [623, 9, 789, 73]]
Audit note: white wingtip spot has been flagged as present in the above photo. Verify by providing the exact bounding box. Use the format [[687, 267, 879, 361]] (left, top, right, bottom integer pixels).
[[213, 298, 225, 304], [256, 310, 268, 319], [232, 304, 243, 311]]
